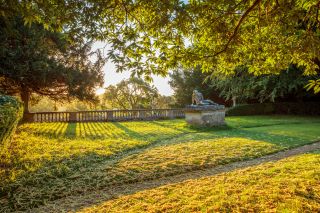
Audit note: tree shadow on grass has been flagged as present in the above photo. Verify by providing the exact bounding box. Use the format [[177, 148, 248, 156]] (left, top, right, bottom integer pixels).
[[0, 152, 113, 212], [23, 122, 139, 140], [111, 122, 143, 139], [150, 120, 194, 134], [214, 127, 319, 148]]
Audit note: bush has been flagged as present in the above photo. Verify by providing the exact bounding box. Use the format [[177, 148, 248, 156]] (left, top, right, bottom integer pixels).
[[0, 95, 23, 145], [227, 102, 320, 116]]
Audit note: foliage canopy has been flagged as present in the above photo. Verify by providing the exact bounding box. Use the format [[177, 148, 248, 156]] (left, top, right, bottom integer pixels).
[[210, 65, 318, 104], [1, 0, 320, 92]]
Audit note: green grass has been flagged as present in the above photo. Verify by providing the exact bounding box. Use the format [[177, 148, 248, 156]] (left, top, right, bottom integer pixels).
[[82, 153, 320, 212], [0, 115, 320, 211]]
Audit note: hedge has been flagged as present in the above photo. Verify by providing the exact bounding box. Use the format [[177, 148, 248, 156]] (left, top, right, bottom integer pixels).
[[0, 95, 23, 145], [226, 102, 320, 116]]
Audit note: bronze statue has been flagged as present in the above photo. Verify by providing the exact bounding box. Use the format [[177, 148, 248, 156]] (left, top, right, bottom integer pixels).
[[192, 90, 203, 105], [192, 90, 218, 106]]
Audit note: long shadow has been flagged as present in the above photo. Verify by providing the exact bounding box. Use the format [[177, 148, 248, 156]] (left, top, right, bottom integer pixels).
[[111, 122, 143, 140], [214, 127, 319, 148], [64, 123, 77, 138], [25, 122, 67, 138], [150, 120, 192, 134], [0, 152, 112, 212], [64, 123, 113, 140]]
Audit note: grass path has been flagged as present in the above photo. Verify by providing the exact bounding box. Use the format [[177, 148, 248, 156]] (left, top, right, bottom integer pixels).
[[34, 140, 320, 212]]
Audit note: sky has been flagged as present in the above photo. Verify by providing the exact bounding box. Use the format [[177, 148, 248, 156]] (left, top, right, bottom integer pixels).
[[93, 42, 174, 96]]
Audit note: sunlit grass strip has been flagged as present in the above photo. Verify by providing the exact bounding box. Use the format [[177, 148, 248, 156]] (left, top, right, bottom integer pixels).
[[81, 153, 320, 213], [103, 137, 280, 183]]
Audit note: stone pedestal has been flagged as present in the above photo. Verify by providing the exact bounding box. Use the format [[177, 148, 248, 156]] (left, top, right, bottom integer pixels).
[[185, 105, 225, 127]]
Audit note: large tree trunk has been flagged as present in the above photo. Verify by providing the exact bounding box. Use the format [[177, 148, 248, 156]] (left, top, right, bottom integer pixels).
[[20, 87, 30, 114]]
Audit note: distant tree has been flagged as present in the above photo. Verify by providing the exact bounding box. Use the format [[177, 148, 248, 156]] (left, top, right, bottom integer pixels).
[[29, 95, 99, 112], [0, 16, 104, 114], [103, 77, 158, 109], [211, 65, 319, 106], [152, 95, 175, 109], [169, 67, 227, 107]]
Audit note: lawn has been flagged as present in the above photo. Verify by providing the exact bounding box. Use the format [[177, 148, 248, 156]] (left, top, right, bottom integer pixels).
[[81, 153, 320, 212], [0, 115, 320, 211]]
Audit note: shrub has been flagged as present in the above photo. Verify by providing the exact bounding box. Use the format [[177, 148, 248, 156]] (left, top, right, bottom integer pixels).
[[0, 95, 23, 145], [227, 102, 320, 116]]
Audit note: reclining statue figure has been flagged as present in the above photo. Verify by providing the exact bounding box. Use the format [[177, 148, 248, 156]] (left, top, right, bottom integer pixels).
[[192, 90, 218, 106]]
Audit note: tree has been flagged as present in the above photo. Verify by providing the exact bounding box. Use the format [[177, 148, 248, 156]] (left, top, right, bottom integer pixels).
[[29, 95, 100, 112], [1, 1, 320, 92], [0, 16, 104, 114], [152, 95, 175, 109], [210, 66, 258, 106], [211, 65, 319, 106], [103, 77, 158, 109], [169, 67, 228, 107]]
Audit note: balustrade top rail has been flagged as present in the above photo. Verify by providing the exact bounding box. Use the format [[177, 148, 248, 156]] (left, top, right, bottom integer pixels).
[[25, 108, 185, 123]]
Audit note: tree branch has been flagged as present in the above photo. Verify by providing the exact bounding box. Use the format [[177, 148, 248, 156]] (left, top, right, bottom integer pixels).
[[206, 0, 262, 58]]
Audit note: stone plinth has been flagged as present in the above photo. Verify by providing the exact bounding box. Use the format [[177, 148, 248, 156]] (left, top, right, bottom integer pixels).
[[185, 105, 225, 127]]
